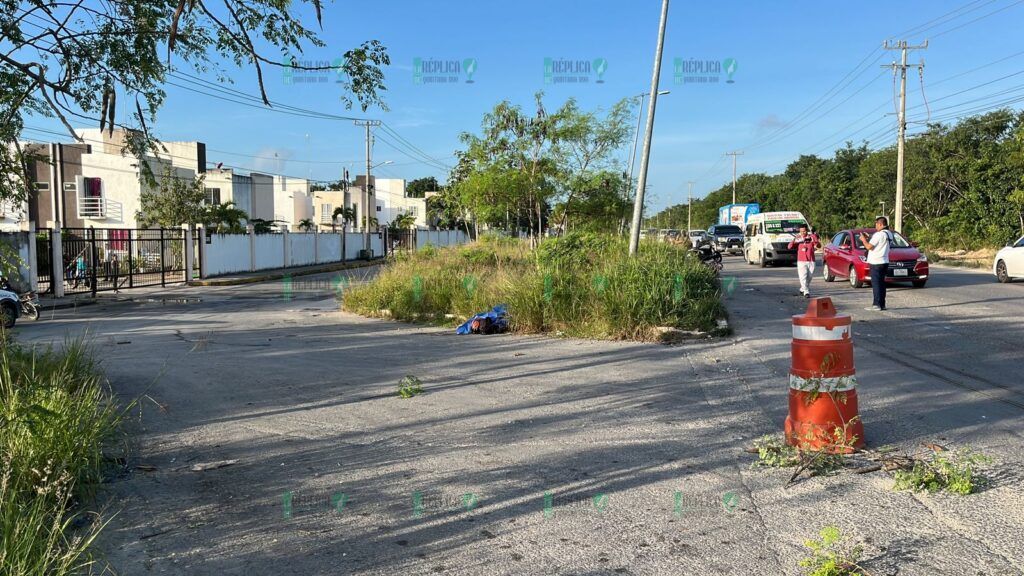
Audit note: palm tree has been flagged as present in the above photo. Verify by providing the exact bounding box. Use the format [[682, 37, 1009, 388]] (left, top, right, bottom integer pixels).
[[203, 201, 248, 233], [298, 218, 314, 232], [390, 212, 416, 230], [332, 206, 356, 232]]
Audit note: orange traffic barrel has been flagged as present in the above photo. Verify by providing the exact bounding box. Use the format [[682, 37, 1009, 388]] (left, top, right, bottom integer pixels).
[[784, 297, 864, 452]]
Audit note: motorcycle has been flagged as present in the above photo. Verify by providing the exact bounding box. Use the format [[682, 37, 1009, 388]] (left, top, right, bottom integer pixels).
[[18, 291, 39, 321], [0, 278, 39, 322], [689, 239, 723, 272]]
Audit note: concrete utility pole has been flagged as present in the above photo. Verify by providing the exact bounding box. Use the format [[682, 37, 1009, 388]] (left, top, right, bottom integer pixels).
[[883, 40, 927, 234], [726, 151, 743, 205], [353, 119, 382, 255], [628, 0, 670, 256]]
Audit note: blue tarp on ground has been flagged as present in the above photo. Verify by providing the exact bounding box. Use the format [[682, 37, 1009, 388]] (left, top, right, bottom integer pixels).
[[456, 304, 509, 335]]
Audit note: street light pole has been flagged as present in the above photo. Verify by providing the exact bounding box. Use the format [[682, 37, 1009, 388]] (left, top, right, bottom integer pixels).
[[628, 0, 670, 256]]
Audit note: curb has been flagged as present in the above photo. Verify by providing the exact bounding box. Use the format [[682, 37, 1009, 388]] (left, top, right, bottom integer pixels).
[[39, 298, 98, 311], [187, 259, 384, 287]]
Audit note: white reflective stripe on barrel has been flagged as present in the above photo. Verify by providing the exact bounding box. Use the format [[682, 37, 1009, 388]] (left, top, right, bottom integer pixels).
[[789, 374, 857, 392], [792, 324, 851, 341]]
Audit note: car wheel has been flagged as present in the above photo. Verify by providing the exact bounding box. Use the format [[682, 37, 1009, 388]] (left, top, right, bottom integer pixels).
[[849, 266, 863, 289], [822, 261, 835, 282], [996, 260, 1011, 283], [912, 280, 927, 288], [1, 303, 16, 329]]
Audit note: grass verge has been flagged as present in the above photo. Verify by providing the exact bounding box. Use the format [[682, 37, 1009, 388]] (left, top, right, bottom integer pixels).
[[342, 233, 726, 340], [1, 337, 122, 575]]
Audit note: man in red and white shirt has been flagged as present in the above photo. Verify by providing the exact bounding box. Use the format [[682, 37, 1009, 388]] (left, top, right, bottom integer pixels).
[[788, 224, 821, 298]]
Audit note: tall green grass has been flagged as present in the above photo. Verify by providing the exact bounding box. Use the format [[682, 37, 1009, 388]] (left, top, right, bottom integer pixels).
[[1, 338, 121, 575], [343, 233, 726, 340]]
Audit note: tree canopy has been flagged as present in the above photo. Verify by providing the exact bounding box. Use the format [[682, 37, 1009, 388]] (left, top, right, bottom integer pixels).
[[1, 0, 389, 203]]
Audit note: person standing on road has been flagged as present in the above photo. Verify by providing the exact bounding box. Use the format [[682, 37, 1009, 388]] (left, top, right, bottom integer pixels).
[[860, 216, 893, 311], [788, 223, 820, 298]]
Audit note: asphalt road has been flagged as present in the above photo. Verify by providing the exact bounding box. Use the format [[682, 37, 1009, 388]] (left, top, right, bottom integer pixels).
[[15, 259, 1024, 575]]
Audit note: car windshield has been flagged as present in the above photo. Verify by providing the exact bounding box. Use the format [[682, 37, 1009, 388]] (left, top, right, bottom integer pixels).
[[764, 219, 806, 234], [713, 226, 742, 235], [689, 231, 703, 237]]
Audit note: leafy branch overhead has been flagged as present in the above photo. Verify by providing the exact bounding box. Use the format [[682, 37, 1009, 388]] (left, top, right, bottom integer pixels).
[[0, 0, 390, 203]]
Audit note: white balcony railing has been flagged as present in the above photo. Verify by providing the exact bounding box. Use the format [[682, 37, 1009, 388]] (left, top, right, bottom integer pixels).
[[320, 212, 334, 224], [77, 197, 123, 221]]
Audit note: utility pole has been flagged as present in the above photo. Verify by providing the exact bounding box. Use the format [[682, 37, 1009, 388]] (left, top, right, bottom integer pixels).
[[628, 0, 670, 256], [725, 151, 743, 205], [880, 200, 886, 219], [883, 40, 927, 234], [353, 119, 382, 255], [687, 181, 694, 232]]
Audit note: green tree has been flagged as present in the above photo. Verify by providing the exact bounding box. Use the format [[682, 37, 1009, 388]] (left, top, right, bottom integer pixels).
[[203, 201, 248, 233], [136, 168, 207, 229], [406, 177, 439, 198], [0, 0, 389, 206], [332, 206, 356, 232], [552, 98, 633, 230], [298, 218, 315, 232], [389, 213, 416, 230]]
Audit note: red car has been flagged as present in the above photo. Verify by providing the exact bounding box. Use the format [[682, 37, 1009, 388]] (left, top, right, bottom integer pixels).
[[822, 228, 929, 288]]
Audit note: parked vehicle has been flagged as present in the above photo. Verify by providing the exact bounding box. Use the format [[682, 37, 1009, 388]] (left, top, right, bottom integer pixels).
[[707, 224, 745, 255], [0, 278, 38, 324], [822, 228, 929, 288], [662, 229, 682, 243], [994, 235, 1024, 282], [690, 238, 723, 271], [718, 203, 761, 228], [743, 211, 808, 267], [17, 291, 39, 321], [0, 288, 19, 329], [688, 229, 708, 248]]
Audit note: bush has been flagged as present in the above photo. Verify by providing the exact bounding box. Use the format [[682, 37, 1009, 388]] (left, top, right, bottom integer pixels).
[[344, 233, 726, 340], [0, 340, 121, 575]]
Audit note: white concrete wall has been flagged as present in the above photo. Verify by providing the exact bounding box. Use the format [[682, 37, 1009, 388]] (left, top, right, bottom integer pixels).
[[203, 231, 359, 277], [289, 232, 316, 266], [254, 234, 285, 270], [204, 233, 249, 276], [344, 233, 368, 259], [416, 229, 469, 250], [317, 233, 342, 262]]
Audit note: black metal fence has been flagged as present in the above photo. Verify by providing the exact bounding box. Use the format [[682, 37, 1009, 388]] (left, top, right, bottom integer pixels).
[[35, 228, 52, 295], [387, 227, 416, 255], [61, 228, 188, 295]]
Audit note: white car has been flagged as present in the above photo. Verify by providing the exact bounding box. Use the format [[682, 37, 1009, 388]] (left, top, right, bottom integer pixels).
[[0, 289, 19, 328], [688, 230, 708, 247], [994, 235, 1024, 283]]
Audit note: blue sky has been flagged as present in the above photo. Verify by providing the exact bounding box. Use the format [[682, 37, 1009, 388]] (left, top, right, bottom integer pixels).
[[29, 0, 1024, 213]]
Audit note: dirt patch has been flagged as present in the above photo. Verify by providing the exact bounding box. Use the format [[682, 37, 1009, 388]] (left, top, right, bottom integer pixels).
[[929, 248, 997, 269]]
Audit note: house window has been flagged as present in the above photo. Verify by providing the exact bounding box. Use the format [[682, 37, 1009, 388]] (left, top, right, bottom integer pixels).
[[78, 177, 104, 218], [407, 206, 419, 217], [376, 205, 381, 212], [204, 188, 221, 205], [34, 182, 49, 191], [320, 203, 332, 223]]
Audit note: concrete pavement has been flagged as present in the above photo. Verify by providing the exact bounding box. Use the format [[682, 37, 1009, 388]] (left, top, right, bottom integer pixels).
[[14, 259, 1024, 575]]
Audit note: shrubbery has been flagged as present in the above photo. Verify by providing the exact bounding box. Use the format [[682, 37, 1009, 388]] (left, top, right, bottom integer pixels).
[[343, 233, 726, 340], [1, 339, 121, 575]]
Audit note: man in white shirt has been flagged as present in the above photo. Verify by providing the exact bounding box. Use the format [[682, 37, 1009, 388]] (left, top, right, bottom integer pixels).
[[859, 216, 893, 311]]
